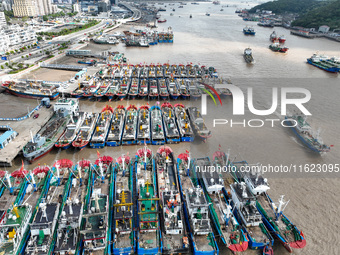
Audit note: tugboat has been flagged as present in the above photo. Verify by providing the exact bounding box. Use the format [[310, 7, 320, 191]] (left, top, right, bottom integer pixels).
[[156, 146, 190, 254], [187, 107, 211, 142], [54, 162, 89, 255], [116, 78, 130, 100], [149, 79, 159, 100], [128, 77, 139, 99], [174, 104, 194, 142], [112, 155, 135, 255], [230, 182, 274, 249], [150, 104, 165, 145], [244, 48, 254, 64], [269, 41, 289, 53], [72, 112, 99, 149], [79, 157, 112, 254], [106, 105, 125, 147], [168, 78, 181, 100], [90, 107, 113, 148], [137, 105, 151, 145], [176, 152, 219, 255], [55, 112, 84, 149], [105, 79, 119, 101], [196, 157, 249, 253], [284, 115, 331, 153], [122, 105, 138, 145], [243, 26, 256, 35], [158, 78, 170, 100], [135, 146, 162, 254], [23, 107, 70, 162], [161, 102, 180, 143], [138, 78, 149, 99]]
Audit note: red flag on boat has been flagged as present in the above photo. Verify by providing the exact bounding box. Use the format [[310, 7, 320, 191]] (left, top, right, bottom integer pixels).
[[330, 145, 334, 147], [20, 160, 24, 171], [185, 150, 189, 153], [97, 150, 100, 158]]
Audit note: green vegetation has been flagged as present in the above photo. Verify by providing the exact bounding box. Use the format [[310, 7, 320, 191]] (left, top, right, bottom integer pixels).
[[249, 0, 323, 14], [37, 20, 99, 37], [249, 0, 340, 29], [8, 64, 34, 74], [292, 0, 340, 29]]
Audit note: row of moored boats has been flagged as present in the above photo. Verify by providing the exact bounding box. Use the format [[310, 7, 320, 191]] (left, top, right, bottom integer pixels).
[[0, 145, 306, 255]]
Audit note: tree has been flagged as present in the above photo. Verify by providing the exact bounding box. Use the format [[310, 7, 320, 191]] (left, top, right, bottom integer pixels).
[[37, 36, 43, 41], [1, 65, 4, 69], [43, 15, 49, 21], [45, 51, 51, 55]]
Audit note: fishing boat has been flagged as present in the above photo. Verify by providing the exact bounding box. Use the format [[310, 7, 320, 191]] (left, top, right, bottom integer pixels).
[[269, 41, 289, 53], [149, 79, 159, 100], [72, 112, 99, 149], [83, 79, 100, 99], [79, 157, 112, 254], [150, 105, 165, 145], [176, 153, 219, 255], [284, 115, 331, 153], [174, 104, 194, 142], [306, 54, 340, 73], [128, 78, 139, 99], [158, 78, 170, 100], [161, 102, 180, 143], [122, 105, 138, 145], [171, 65, 180, 78], [105, 79, 119, 101], [137, 105, 151, 145], [135, 146, 162, 254], [138, 78, 149, 99], [90, 107, 113, 148], [54, 161, 89, 255], [256, 193, 306, 252], [116, 78, 130, 100], [139, 66, 148, 79], [1, 80, 59, 100], [156, 146, 190, 254], [106, 105, 125, 147], [55, 112, 84, 149], [23, 109, 70, 163], [148, 65, 157, 78], [269, 31, 278, 42], [177, 79, 190, 99], [230, 182, 274, 249], [163, 64, 172, 78], [94, 80, 110, 100], [168, 78, 181, 100], [186, 79, 201, 99], [112, 155, 135, 255], [25, 160, 73, 254], [187, 107, 211, 142], [178, 64, 187, 78], [186, 65, 196, 78], [244, 48, 254, 64], [156, 65, 164, 78], [195, 157, 249, 253], [243, 26, 256, 35], [278, 35, 286, 43]]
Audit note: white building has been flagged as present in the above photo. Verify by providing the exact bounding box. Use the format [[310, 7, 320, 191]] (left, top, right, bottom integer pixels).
[[0, 25, 37, 53], [13, 0, 54, 17], [13, 0, 37, 17], [318, 25, 330, 33], [73, 3, 80, 13], [0, 12, 7, 28]]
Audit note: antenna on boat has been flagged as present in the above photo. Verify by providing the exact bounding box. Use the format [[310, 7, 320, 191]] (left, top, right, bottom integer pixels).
[[276, 195, 290, 219]]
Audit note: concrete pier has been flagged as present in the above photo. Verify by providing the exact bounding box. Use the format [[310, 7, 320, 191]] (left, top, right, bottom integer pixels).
[[0, 96, 53, 166]]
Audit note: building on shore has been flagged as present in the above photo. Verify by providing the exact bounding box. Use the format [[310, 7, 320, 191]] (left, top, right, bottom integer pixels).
[[0, 12, 7, 28], [13, 0, 55, 17], [0, 24, 36, 53]]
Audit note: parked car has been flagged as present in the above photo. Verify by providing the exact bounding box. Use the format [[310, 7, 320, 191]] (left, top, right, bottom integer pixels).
[[33, 113, 39, 119]]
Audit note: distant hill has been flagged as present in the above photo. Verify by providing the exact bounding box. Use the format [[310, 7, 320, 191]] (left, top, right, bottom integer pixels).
[[248, 0, 322, 14], [249, 0, 340, 29], [291, 0, 340, 29]]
